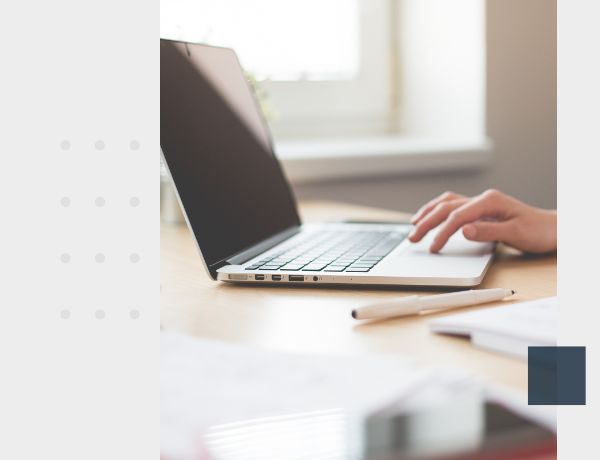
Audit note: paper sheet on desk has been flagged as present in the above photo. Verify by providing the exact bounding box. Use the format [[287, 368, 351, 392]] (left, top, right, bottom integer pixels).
[[430, 297, 557, 359], [161, 333, 431, 460]]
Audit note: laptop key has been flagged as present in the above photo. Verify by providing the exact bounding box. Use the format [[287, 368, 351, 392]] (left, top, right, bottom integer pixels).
[[324, 266, 345, 272], [302, 264, 327, 271], [281, 265, 304, 271], [244, 230, 404, 274]]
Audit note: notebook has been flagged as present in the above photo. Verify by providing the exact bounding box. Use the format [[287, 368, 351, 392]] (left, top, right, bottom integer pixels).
[[429, 297, 557, 359]]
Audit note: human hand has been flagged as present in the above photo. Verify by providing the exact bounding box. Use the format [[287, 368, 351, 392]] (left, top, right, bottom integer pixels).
[[409, 189, 557, 254]]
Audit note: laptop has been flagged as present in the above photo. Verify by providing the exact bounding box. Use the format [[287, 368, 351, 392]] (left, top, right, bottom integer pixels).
[[160, 39, 494, 287]]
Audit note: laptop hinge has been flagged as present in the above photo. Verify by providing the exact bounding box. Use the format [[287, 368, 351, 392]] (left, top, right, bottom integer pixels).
[[209, 226, 301, 274]]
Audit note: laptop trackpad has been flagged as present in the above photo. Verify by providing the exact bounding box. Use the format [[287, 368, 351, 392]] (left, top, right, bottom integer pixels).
[[375, 231, 494, 279]]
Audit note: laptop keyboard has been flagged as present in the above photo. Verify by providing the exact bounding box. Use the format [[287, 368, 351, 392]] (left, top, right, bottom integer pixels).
[[244, 230, 408, 273]]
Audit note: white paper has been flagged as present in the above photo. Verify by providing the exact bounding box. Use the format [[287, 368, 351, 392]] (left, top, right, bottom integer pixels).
[[429, 297, 558, 358], [161, 333, 431, 459]]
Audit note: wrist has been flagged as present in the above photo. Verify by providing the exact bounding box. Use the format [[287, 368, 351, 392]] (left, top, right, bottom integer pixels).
[[541, 209, 557, 252]]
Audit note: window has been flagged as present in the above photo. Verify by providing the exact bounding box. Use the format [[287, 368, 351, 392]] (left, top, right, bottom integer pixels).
[[161, 0, 489, 183], [161, 0, 360, 81], [160, 0, 392, 139]]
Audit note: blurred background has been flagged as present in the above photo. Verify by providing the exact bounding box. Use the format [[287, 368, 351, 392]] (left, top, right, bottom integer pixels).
[[160, 0, 556, 217]]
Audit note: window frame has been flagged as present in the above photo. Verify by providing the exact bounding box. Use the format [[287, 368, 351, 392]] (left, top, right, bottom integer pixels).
[[261, 0, 393, 139], [161, 0, 490, 183]]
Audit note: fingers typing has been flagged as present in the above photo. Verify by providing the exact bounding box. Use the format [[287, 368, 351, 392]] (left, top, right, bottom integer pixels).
[[410, 191, 465, 225], [429, 190, 507, 252], [409, 199, 467, 243]]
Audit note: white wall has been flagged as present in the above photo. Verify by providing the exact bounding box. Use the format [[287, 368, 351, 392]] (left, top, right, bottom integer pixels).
[[293, 0, 557, 212]]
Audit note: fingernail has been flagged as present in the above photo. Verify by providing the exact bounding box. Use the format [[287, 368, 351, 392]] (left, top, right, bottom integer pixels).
[[429, 238, 438, 252], [463, 224, 477, 239]]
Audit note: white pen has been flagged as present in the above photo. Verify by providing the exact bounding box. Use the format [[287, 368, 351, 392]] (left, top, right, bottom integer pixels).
[[351, 288, 515, 320]]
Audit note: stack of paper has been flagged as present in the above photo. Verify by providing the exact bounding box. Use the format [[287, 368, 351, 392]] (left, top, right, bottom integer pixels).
[[429, 297, 557, 359]]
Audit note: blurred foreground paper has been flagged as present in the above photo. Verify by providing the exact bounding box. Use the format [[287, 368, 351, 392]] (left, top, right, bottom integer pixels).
[[160, 333, 430, 459]]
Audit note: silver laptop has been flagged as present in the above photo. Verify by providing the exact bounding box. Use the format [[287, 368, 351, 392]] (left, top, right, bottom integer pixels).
[[160, 39, 494, 287]]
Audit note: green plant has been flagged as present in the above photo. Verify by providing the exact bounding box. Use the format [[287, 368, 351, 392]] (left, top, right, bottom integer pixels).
[[245, 72, 278, 123]]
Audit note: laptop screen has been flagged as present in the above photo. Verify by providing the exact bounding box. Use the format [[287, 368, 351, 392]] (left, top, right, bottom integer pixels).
[[160, 40, 301, 272]]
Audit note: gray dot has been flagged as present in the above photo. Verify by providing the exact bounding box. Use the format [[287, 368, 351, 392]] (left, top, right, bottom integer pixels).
[[60, 309, 71, 319], [129, 196, 140, 207], [60, 253, 71, 263], [60, 140, 71, 151], [129, 309, 140, 319], [95, 196, 105, 207], [95, 309, 105, 320], [129, 140, 140, 151], [95, 253, 105, 263], [60, 197, 71, 207], [94, 140, 105, 151], [129, 253, 140, 263]]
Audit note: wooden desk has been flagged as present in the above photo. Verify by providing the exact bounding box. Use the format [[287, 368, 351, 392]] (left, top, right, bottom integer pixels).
[[161, 201, 556, 391]]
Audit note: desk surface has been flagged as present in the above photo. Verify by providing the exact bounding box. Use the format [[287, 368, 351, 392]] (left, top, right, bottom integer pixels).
[[161, 201, 556, 391]]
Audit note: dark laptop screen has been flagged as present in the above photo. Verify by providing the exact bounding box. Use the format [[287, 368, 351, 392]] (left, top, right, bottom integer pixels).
[[160, 40, 300, 272]]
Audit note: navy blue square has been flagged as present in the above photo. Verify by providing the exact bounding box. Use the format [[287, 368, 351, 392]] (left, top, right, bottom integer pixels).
[[528, 346, 586, 405]]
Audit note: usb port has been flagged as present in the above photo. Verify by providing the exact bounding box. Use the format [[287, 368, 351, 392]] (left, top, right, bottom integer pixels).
[[289, 275, 304, 282], [254, 274, 265, 281], [271, 274, 282, 281]]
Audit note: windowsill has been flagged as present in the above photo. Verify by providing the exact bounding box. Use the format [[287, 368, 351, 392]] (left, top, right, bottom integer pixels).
[[275, 136, 493, 184]]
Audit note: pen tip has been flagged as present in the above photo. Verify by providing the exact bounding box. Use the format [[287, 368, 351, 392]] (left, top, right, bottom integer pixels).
[[511, 289, 516, 295], [351, 310, 357, 319]]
